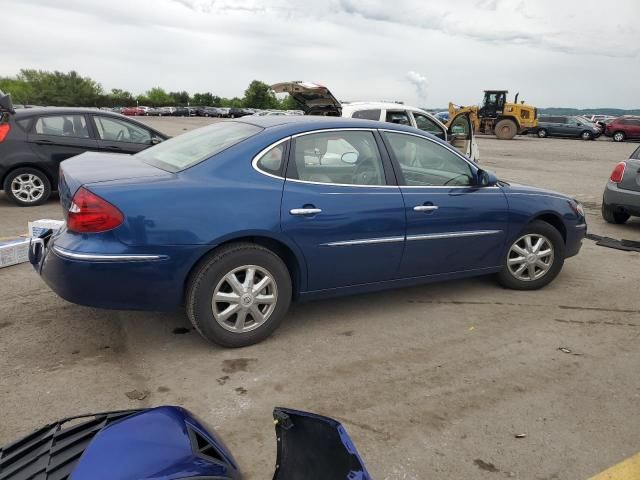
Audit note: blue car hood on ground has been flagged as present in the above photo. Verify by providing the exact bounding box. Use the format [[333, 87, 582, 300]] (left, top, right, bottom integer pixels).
[[0, 406, 370, 480]]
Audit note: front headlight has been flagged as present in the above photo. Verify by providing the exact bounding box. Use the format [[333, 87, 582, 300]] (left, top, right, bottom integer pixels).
[[569, 200, 585, 218]]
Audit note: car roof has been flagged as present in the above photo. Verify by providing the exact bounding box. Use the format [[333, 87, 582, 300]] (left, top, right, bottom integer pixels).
[[234, 114, 440, 138]]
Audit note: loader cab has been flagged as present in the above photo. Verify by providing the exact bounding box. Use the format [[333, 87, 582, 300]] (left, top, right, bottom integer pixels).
[[479, 90, 508, 119]]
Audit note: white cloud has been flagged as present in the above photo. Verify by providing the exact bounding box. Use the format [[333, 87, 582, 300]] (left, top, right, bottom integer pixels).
[[406, 71, 428, 105], [2, 0, 639, 108]]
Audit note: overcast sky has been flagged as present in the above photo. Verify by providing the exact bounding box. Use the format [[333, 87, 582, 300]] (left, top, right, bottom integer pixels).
[[2, 0, 639, 108]]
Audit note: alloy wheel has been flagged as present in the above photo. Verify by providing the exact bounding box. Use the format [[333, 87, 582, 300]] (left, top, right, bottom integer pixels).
[[506, 234, 554, 282], [11, 173, 45, 203], [613, 132, 624, 142], [211, 265, 278, 333]]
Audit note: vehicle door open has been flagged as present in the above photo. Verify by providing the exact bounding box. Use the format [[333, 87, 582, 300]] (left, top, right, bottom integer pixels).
[[447, 112, 474, 158]]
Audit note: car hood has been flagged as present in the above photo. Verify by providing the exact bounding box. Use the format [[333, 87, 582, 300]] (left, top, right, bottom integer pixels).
[[0, 406, 370, 480], [501, 181, 572, 200], [271, 81, 341, 116]]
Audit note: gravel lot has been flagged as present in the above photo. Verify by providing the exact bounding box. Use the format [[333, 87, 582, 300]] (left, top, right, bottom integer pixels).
[[1, 118, 639, 479]]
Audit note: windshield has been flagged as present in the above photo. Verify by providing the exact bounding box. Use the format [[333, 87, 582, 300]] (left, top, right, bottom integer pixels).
[[137, 121, 262, 172]]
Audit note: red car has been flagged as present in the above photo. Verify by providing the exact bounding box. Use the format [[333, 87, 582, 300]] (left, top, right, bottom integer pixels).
[[605, 116, 640, 142], [122, 106, 145, 116]]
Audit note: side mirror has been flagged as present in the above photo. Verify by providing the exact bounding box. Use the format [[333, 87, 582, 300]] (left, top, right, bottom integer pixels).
[[0, 90, 15, 113], [341, 152, 359, 164], [150, 136, 163, 145], [477, 169, 498, 187]]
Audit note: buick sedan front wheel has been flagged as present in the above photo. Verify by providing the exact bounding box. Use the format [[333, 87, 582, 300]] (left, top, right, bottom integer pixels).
[[186, 243, 292, 347], [497, 220, 565, 290]]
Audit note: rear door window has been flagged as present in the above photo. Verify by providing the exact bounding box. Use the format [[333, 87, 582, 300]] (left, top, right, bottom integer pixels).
[[385, 111, 411, 126], [352, 109, 381, 121], [34, 115, 89, 138], [287, 130, 386, 186]]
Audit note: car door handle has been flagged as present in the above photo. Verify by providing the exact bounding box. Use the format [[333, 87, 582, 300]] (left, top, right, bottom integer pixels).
[[34, 139, 54, 145], [414, 205, 439, 212], [290, 208, 322, 216]]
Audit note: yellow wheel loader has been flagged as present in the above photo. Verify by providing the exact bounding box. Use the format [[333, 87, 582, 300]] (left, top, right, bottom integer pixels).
[[448, 90, 537, 140]]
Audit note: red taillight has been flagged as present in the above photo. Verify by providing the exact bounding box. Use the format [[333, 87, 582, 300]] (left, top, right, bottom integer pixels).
[[67, 187, 123, 233], [609, 162, 626, 183], [0, 123, 10, 143]]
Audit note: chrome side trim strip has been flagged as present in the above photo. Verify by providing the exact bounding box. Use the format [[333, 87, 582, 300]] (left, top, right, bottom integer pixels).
[[53, 246, 167, 262], [292, 127, 376, 138], [575, 224, 587, 229], [323, 236, 405, 247], [407, 230, 501, 241]]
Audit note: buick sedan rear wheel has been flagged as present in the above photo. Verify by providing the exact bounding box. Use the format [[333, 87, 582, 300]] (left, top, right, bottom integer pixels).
[[186, 243, 292, 347], [497, 220, 565, 290]]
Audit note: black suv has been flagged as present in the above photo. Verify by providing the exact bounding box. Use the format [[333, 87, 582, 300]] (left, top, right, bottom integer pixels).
[[0, 92, 167, 206], [228, 107, 253, 118]]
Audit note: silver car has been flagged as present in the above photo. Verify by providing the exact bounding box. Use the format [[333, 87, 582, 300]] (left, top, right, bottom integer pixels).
[[602, 144, 640, 224]]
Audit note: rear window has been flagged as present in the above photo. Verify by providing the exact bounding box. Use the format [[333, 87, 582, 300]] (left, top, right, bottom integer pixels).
[[137, 121, 262, 172]]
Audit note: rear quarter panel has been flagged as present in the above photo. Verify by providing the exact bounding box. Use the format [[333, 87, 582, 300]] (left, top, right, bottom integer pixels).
[[85, 136, 309, 289]]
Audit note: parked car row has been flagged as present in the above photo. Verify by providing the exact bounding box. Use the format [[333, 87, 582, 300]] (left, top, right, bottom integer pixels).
[[534, 114, 640, 142], [116, 106, 303, 119]]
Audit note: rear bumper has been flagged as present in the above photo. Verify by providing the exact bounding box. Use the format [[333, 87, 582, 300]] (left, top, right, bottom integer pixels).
[[35, 235, 209, 311], [603, 182, 640, 216]]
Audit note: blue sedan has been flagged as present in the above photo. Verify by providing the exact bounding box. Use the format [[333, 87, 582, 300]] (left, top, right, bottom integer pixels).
[[31, 116, 586, 347]]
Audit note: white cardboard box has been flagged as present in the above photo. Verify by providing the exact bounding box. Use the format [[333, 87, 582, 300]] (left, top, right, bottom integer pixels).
[[0, 238, 31, 268], [28, 219, 65, 237]]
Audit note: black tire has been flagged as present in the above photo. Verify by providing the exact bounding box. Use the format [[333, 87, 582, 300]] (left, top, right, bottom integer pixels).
[[612, 131, 625, 142], [580, 131, 592, 140], [602, 201, 629, 224], [537, 128, 548, 138], [3, 167, 52, 206], [186, 242, 292, 347], [497, 220, 565, 290], [495, 119, 518, 140]]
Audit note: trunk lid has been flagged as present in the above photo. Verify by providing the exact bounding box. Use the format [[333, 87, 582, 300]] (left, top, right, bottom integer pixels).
[[618, 159, 640, 193], [272, 407, 371, 480], [271, 81, 342, 116], [58, 151, 171, 212]]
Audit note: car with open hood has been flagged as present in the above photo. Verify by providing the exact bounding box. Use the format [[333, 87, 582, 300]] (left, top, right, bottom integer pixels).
[[29, 115, 585, 347], [0, 406, 371, 479], [271, 81, 479, 162]]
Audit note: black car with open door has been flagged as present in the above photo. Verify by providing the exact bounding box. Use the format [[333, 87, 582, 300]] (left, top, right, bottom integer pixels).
[[0, 91, 168, 206]]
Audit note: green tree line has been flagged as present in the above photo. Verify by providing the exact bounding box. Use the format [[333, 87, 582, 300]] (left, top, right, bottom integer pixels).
[[0, 69, 300, 110]]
